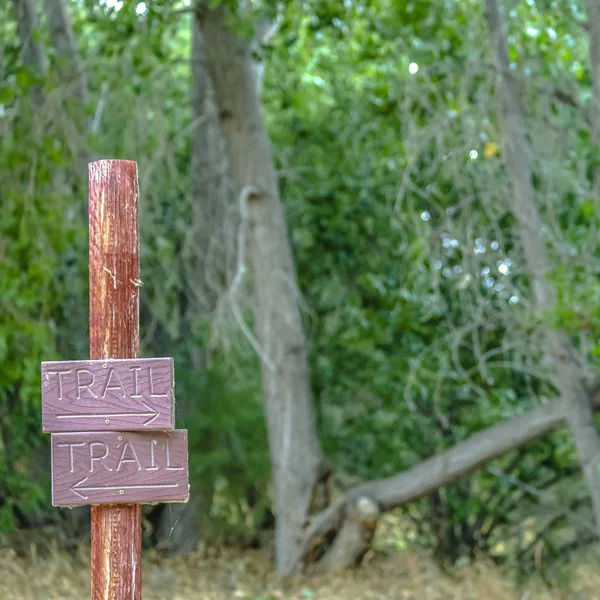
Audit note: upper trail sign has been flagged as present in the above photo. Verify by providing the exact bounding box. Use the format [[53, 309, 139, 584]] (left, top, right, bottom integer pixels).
[[42, 357, 175, 432]]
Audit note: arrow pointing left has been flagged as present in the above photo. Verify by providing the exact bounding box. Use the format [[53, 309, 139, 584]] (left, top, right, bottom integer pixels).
[[70, 477, 180, 500], [51, 430, 189, 506]]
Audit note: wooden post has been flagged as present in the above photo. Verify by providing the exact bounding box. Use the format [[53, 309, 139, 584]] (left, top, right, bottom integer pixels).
[[41, 159, 188, 597], [88, 159, 142, 600]]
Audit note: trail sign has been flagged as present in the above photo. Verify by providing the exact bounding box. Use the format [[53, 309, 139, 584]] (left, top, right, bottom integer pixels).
[[42, 358, 175, 432], [51, 430, 189, 506], [40, 160, 192, 598]]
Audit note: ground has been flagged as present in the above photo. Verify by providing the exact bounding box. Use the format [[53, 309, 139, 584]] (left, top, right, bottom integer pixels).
[[1, 544, 599, 600]]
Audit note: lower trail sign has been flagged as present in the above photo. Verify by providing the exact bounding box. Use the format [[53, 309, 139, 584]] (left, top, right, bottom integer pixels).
[[51, 430, 189, 506], [41, 159, 189, 600]]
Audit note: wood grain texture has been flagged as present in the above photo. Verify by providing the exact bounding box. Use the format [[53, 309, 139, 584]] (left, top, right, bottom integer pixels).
[[51, 430, 189, 506], [91, 505, 141, 600], [42, 358, 175, 432], [89, 159, 142, 600], [89, 159, 140, 363]]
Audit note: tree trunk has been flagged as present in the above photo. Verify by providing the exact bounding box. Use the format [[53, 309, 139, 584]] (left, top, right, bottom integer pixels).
[[587, 0, 600, 204], [155, 490, 212, 555], [188, 16, 231, 311], [11, 0, 47, 107], [485, 0, 600, 536], [156, 18, 231, 554], [196, 5, 329, 577], [42, 0, 88, 107], [42, 0, 91, 190], [306, 496, 379, 576]]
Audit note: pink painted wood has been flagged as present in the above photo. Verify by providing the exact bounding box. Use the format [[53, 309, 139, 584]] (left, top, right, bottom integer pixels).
[[51, 430, 189, 506], [42, 357, 175, 432]]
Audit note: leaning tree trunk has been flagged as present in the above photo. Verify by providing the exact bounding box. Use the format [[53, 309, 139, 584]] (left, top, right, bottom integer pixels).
[[299, 392, 600, 574], [11, 0, 47, 107], [196, 5, 330, 577], [485, 0, 600, 534]]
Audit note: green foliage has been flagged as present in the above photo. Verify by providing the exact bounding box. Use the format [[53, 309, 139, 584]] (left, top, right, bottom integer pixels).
[[263, 0, 596, 569], [178, 351, 270, 535], [0, 89, 86, 525], [2, 0, 600, 578]]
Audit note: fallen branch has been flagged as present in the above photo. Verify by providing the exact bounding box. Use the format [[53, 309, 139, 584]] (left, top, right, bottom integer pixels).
[[298, 394, 598, 574]]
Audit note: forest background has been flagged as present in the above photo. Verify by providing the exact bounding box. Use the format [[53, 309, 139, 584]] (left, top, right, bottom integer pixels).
[[4, 0, 600, 595]]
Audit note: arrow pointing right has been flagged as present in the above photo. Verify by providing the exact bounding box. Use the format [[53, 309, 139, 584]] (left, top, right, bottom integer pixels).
[[55, 400, 160, 426]]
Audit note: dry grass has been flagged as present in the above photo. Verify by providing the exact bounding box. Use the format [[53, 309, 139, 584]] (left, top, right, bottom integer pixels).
[[1, 543, 599, 600]]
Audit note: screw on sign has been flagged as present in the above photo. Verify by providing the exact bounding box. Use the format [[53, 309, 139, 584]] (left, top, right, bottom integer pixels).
[[40, 160, 189, 600]]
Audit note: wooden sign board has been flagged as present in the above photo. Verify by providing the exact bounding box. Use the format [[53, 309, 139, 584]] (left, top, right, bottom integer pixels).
[[51, 430, 189, 506], [42, 358, 175, 433]]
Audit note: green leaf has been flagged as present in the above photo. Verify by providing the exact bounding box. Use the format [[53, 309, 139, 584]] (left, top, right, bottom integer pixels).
[[0, 86, 15, 104], [581, 200, 596, 219], [15, 70, 33, 91]]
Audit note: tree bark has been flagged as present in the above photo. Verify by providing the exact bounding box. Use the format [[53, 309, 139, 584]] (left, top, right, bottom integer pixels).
[[306, 496, 379, 576], [587, 0, 600, 203], [11, 0, 48, 107], [188, 16, 231, 312], [156, 19, 231, 553], [42, 0, 88, 107], [485, 0, 600, 535], [156, 493, 208, 555], [196, 5, 329, 577]]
